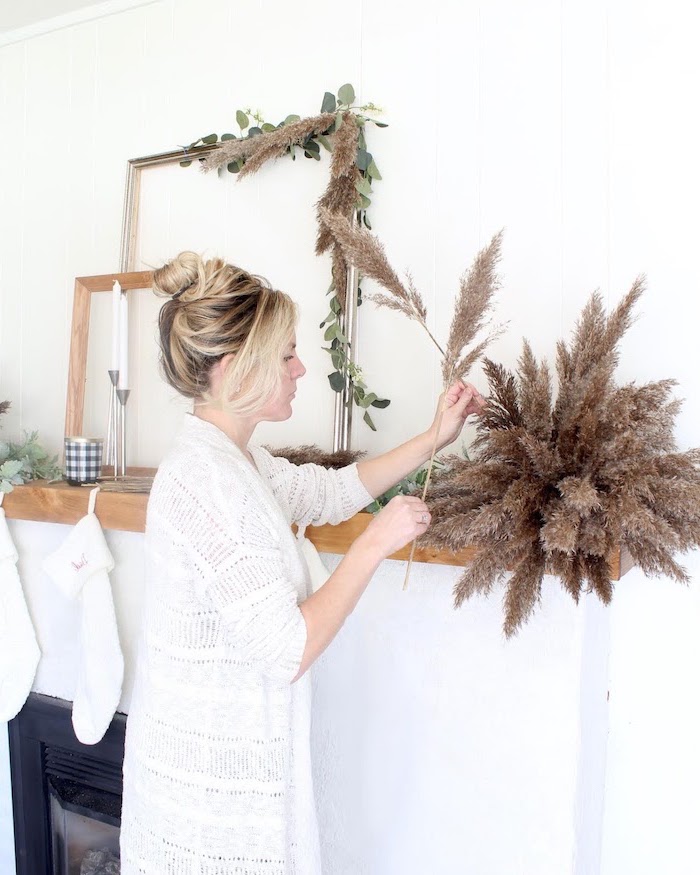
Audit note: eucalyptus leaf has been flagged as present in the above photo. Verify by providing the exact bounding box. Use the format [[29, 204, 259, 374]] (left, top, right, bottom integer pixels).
[[317, 135, 332, 151], [355, 176, 372, 196], [324, 323, 337, 342], [338, 83, 356, 106], [330, 296, 341, 314], [201, 133, 218, 145], [321, 91, 337, 113], [261, 123, 276, 132], [358, 194, 371, 210], [227, 161, 241, 173], [236, 110, 249, 129], [373, 121, 389, 127], [220, 133, 235, 141], [284, 114, 301, 125], [356, 148, 372, 171], [367, 159, 382, 180], [179, 159, 193, 167], [363, 411, 377, 431], [371, 398, 391, 408], [328, 371, 345, 392], [362, 213, 372, 230], [248, 126, 262, 137]]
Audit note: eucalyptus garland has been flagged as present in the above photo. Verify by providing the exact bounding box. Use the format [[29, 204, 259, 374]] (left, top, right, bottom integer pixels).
[[180, 84, 390, 430], [0, 403, 61, 493]]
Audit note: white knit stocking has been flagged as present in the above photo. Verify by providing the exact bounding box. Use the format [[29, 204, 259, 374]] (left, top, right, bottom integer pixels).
[[0, 503, 41, 722], [42, 488, 124, 744]]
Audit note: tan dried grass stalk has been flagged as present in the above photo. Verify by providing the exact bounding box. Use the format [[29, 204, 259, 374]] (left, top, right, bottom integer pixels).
[[267, 444, 365, 468], [200, 112, 336, 175], [319, 208, 504, 588]]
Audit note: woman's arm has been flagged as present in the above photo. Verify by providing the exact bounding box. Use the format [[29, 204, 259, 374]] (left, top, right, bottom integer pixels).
[[294, 493, 428, 680], [356, 380, 486, 499]]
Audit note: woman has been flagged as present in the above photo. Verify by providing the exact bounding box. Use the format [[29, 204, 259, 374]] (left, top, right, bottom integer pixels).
[[120, 252, 484, 874]]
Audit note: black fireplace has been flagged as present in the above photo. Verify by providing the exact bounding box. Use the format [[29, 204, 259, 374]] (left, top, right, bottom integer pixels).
[[8, 694, 126, 875]]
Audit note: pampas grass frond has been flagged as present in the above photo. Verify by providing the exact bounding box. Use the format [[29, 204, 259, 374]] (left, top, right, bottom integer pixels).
[[331, 112, 360, 178], [200, 112, 336, 175], [421, 280, 700, 636], [266, 444, 365, 469]]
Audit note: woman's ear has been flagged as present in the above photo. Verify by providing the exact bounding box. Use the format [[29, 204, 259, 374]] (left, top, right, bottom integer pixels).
[[208, 353, 235, 396]]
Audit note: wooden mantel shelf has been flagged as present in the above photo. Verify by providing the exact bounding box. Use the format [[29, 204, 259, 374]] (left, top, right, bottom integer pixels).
[[1, 481, 633, 579]]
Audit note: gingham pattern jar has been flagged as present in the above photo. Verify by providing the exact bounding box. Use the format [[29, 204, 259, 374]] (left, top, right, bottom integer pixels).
[[64, 437, 103, 485]]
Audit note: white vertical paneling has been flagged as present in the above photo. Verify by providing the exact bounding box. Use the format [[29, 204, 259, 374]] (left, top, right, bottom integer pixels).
[[0, 42, 27, 440], [21, 31, 72, 446], [354, 0, 440, 456], [600, 3, 700, 875], [561, 0, 609, 330]]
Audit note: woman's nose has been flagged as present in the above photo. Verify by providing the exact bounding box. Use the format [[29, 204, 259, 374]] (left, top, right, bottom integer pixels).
[[295, 358, 307, 379]]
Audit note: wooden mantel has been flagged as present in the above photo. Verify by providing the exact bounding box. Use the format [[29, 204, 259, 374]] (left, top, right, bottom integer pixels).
[[1, 480, 633, 579]]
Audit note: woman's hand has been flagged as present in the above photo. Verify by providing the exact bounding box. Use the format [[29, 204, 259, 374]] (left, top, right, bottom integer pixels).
[[428, 380, 486, 452], [357, 495, 431, 561]]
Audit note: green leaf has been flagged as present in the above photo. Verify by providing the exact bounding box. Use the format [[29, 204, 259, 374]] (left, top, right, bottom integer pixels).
[[373, 121, 389, 127], [355, 176, 372, 196], [367, 159, 382, 180], [371, 397, 391, 408], [317, 134, 332, 152], [358, 128, 367, 151], [201, 133, 218, 145], [362, 213, 372, 230], [358, 194, 371, 210], [284, 114, 301, 125], [227, 161, 241, 173], [328, 371, 345, 392], [179, 159, 193, 167], [331, 351, 343, 370], [321, 91, 337, 113], [220, 133, 235, 141], [363, 411, 377, 431], [338, 83, 355, 106], [304, 139, 321, 154], [334, 112, 344, 132], [324, 323, 337, 342], [330, 296, 341, 314], [248, 126, 262, 137], [261, 123, 276, 132], [356, 148, 372, 171], [236, 110, 249, 130], [0, 459, 23, 479]]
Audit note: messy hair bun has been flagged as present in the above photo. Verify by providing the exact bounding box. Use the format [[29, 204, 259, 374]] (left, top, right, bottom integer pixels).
[[152, 250, 207, 301], [154, 251, 297, 414]]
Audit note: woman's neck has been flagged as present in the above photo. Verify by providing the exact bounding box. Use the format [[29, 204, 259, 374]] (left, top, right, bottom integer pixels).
[[193, 404, 258, 457]]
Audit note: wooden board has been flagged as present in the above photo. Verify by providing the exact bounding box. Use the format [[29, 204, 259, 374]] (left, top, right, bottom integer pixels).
[[1, 480, 631, 579]]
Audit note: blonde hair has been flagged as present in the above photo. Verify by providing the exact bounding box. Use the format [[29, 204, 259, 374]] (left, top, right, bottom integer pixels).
[[154, 251, 297, 416]]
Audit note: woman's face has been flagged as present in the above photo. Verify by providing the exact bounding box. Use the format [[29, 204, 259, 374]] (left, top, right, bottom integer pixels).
[[257, 335, 306, 422]]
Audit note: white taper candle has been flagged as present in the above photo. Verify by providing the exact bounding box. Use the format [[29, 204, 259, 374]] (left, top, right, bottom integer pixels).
[[111, 280, 121, 372], [118, 291, 129, 389]]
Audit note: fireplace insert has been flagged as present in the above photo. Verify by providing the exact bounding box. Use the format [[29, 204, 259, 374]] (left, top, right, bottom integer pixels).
[[8, 694, 125, 875]]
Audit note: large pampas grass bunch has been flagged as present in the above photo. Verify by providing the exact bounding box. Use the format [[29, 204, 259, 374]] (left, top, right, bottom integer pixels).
[[423, 279, 700, 636]]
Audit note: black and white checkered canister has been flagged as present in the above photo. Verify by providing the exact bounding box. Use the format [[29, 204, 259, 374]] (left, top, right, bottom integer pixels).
[[64, 437, 103, 485]]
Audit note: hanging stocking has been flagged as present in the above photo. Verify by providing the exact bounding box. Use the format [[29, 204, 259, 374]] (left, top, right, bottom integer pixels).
[[0, 497, 41, 721], [42, 487, 124, 744]]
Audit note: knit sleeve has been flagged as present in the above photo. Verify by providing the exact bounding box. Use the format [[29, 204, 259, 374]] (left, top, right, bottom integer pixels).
[[254, 449, 374, 529]]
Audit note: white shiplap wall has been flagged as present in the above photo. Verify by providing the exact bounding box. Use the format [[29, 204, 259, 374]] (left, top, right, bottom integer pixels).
[[1, 1, 699, 873]]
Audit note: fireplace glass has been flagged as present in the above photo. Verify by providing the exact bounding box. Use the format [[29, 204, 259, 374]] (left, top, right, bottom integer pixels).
[[48, 775, 121, 874]]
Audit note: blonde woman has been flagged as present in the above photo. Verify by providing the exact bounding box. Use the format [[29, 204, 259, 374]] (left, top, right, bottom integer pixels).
[[119, 252, 484, 874]]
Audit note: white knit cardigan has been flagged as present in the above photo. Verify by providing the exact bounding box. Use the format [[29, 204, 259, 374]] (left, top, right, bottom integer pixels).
[[120, 415, 372, 875]]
